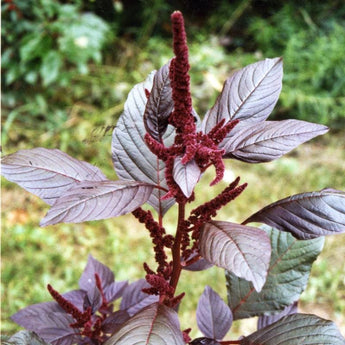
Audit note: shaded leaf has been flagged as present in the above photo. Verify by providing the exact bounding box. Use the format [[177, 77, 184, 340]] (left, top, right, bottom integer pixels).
[[196, 286, 232, 340], [227, 227, 324, 320], [202, 58, 282, 136], [104, 303, 185, 345], [1, 148, 106, 205], [40, 180, 154, 226], [120, 279, 159, 316], [199, 221, 271, 292], [240, 314, 345, 345], [223, 120, 328, 162], [102, 310, 130, 334], [257, 301, 298, 330], [4, 331, 51, 345], [173, 156, 201, 198], [112, 72, 175, 215], [182, 251, 213, 272], [144, 61, 174, 141], [190, 338, 221, 345], [244, 189, 345, 239]]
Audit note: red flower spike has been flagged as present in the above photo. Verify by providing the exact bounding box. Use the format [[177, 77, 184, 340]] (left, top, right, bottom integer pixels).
[[182, 328, 192, 343]]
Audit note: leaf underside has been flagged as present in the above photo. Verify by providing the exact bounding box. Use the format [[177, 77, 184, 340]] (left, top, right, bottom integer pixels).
[[223, 119, 328, 162], [244, 189, 345, 239], [199, 221, 271, 292], [196, 286, 232, 340], [202, 57, 283, 137], [240, 313, 345, 345], [112, 71, 175, 215], [40, 180, 154, 226], [104, 303, 185, 345], [1, 147, 107, 205], [227, 226, 324, 320]]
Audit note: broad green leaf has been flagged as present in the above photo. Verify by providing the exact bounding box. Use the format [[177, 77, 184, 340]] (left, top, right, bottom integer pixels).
[[227, 227, 324, 320], [200, 221, 271, 292], [244, 189, 345, 239], [240, 314, 345, 345], [40, 51, 62, 86], [40, 180, 154, 226], [104, 303, 185, 345], [1, 148, 107, 206]]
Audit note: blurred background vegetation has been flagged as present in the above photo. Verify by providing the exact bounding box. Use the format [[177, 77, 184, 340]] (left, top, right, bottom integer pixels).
[[1, 0, 345, 340]]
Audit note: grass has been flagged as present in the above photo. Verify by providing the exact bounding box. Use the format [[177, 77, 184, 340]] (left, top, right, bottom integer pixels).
[[1, 124, 344, 339]]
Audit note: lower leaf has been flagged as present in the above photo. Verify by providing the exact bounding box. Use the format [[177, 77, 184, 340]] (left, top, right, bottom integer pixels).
[[240, 313, 345, 345]]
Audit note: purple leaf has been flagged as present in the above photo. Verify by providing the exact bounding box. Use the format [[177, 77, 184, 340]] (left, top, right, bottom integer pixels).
[[144, 61, 174, 141], [6, 331, 52, 345], [104, 281, 128, 303], [223, 120, 329, 162], [1, 148, 107, 205], [102, 310, 130, 334], [173, 156, 201, 198], [227, 227, 324, 320], [40, 180, 154, 226], [62, 290, 86, 312], [244, 189, 345, 239], [199, 221, 271, 292], [196, 286, 232, 340], [182, 251, 213, 272], [257, 301, 298, 330], [83, 284, 102, 313], [190, 338, 221, 345], [202, 58, 283, 137], [79, 255, 115, 291], [104, 302, 185, 345], [120, 279, 159, 316], [240, 314, 345, 345], [112, 72, 176, 215]]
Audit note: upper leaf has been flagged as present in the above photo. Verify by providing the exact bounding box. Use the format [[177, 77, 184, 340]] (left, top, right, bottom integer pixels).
[[196, 286, 232, 340], [202, 58, 283, 136], [143, 61, 174, 142], [244, 189, 345, 239], [104, 302, 185, 345], [0, 148, 107, 205], [112, 72, 175, 215], [120, 279, 159, 316], [173, 156, 201, 198], [223, 120, 328, 162], [40, 180, 154, 226], [190, 338, 221, 345], [227, 226, 324, 320], [240, 313, 345, 345], [199, 221, 271, 292]]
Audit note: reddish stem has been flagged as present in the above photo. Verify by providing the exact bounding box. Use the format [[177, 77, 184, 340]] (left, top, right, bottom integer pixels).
[[169, 202, 186, 292]]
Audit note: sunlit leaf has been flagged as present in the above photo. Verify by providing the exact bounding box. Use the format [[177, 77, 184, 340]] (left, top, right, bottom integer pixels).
[[144, 60, 174, 141], [1, 148, 106, 205], [112, 72, 175, 215], [244, 189, 345, 239], [3, 331, 52, 345], [227, 227, 324, 320], [199, 221, 271, 292], [40, 180, 154, 226], [202, 58, 283, 136], [173, 156, 201, 198], [196, 286, 232, 340], [240, 314, 345, 345], [223, 120, 328, 162], [104, 303, 185, 345]]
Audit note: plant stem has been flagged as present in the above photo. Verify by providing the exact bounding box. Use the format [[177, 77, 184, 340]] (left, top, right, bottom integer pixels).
[[169, 202, 185, 292]]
